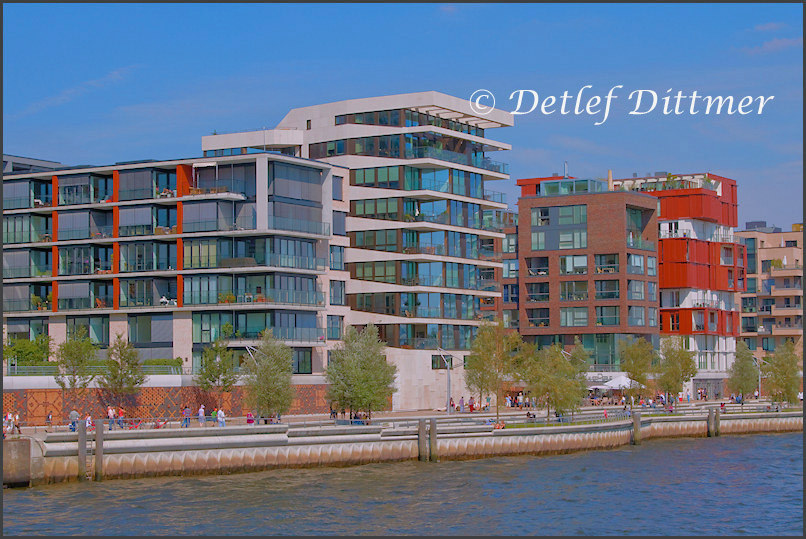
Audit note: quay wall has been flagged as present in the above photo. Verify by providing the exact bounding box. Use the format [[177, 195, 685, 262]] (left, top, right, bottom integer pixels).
[[5, 411, 801, 487]]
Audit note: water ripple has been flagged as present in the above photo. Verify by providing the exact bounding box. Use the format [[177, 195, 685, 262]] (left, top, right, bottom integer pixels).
[[2, 433, 803, 535]]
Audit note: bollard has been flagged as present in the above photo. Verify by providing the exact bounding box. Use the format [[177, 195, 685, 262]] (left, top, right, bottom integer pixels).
[[631, 412, 641, 445], [706, 408, 714, 437], [77, 421, 87, 481], [94, 418, 104, 481], [429, 418, 438, 462], [714, 408, 721, 437], [417, 419, 428, 461]]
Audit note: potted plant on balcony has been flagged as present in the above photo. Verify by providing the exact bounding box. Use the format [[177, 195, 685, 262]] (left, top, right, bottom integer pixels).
[[31, 294, 42, 310], [45, 292, 53, 310]]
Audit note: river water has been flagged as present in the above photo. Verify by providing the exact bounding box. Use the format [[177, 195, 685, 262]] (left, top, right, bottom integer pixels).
[[3, 433, 802, 536]]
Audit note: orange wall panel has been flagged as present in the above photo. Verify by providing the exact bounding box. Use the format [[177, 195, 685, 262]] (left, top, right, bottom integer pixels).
[[176, 164, 192, 197], [112, 170, 120, 203], [113, 206, 120, 238], [113, 277, 120, 310], [51, 281, 58, 313], [51, 246, 58, 277]]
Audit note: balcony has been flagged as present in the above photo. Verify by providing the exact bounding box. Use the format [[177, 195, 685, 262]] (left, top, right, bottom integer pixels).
[[267, 216, 329, 236], [482, 189, 506, 204], [119, 187, 158, 201], [186, 288, 325, 307], [526, 293, 549, 302], [526, 267, 549, 277], [402, 244, 447, 256], [2, 299, 42, 312], [771, 264, 804, 277], [406, 147, 509, 175], [399, 337, 439, 350], [560, 293, 589, 301], [595, 291, 619, 300], [594, 264, 619, 274], [57, 297, 92, 310], [526, 317, 550, 328], [231, 327, 326, 344], [183, 216, 256, 233], [3, 229, 54, 244], [120, 257, 176, 273], [770, 284, 803, 297], [119, 224, 155, 237], [3, 196, 33, 210], [771, 305, 803, 316], [477, 279, 501, 292], [772, 323, 803, 336], [479, 248, 502, 261], [3, 266, 52, 279], [265, 253, 327, 271], [188, 179, 245, 197], [626, 236, 655, 251]]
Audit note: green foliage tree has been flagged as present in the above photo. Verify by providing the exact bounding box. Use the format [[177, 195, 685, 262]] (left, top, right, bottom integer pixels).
[[97, 333, 147, 405], [763, 339, 801, 404], [464, 318, 522, 421], [516, 339, 589, 421], [54, 326, 100, 390], [617, 337, 655, 408], [655, 337, 697, 404], [194, 325, 240, 408], [3, 334, 52, 366], [325, 323, 397, 419], [241, 330, 294, 419], [727, 341, 759, 408]]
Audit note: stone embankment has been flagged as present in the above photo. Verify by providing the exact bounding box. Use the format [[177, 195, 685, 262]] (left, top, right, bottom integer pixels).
[[4, 408, 802, 487]]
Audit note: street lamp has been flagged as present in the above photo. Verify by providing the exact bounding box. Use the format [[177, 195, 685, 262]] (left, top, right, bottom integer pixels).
[[437, 347, 453, 415], [752, 356, 769, 400]]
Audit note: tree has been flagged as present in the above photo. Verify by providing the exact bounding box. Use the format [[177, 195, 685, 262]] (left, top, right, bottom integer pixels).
[[655, 337, 697, 406], [97, 333, 147, 405], [516, 339, 588, 421], [242, 330, 294, 419], [194, 326, 240, 408], [464, 318, 522, 421], [618, 337, 655, 408], [54, 326, 100, 390], [3, 334, 52, 366], [325, 323, 397, 419], [727, 341, 759, 408], [763, 339, 801, 404]]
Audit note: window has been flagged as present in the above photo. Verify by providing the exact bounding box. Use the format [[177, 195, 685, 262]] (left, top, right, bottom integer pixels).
[[503, 283, 519, 303], [306, 119, 311, 130], [503, 234, 517, 253], [558, 205, 587, 225], [595, 254, 618, 273], [558, 230, 586, 249], [628, 306, 645, 326], [503, 259, 519, 279], [669, 313, 679, 331], [560, 307, 588, 327], [560, 281, 588, 301], [526, 282, 549, 302], [330, 280, 345, 305], [627, 280, 645, 301], [595, 280, 619, 300], [333, 211, 346, 236], [531, 231, 545, 250], [647, 281, 657, 301], [746, 278, 757, 293], [531, 207, 549, 226], [128, 315, 151, 343], [627, 253, 644, 274], [327, 315, 343, 340], [332, 176, 343, 201], [560, 255, 587, 275], [292, 348, 312, 374], [527, 308, 550, 327], [431, 354, 453, 369], [647, 256, 657, 276], [648, 307, 658, 327], [595, 306, 619, 326], [330, 245, 345, 270]]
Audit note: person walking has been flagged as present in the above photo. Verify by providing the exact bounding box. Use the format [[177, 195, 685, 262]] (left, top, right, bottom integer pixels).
[[117, 406, 126, 429], [459, 396, 465, 413], [107, 406, 116, 430], [46, 411, 53, 431], [217, 408, 226, 427], [468, 396, 475, 412], [13, 412, 22, 434], [181, 405, 190, 428], [198, 404, 205, 427], [69, 409, 80, 432]]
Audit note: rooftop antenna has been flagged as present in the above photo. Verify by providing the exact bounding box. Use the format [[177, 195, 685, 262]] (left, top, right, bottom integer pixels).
[[563, 161, 568, 179]]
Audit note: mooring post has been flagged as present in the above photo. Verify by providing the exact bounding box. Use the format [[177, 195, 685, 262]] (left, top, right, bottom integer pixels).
[[631, 411, 642, 445], [94, 418, 104, 481], [429, 418, 438, 462], [714, 408, 721, 437], [77, 421, 87, 481], [418, 419, 427, 461], [706, 408, 714, 437]]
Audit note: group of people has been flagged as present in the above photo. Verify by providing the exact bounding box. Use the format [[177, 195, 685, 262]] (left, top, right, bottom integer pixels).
[[504, 392, 533, 410], [450, 396, 491, 413], [3, 412, 22, 437], [105, 405, 129, 430], [194, 404, 227, 427]]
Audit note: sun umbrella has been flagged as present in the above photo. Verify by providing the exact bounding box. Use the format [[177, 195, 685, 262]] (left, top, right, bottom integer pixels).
[[604, 374, 644, 390]]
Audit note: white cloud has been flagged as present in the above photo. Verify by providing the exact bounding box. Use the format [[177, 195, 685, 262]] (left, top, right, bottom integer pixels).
[[753, 22, 788, 32], [11, 65, 141, 118], [743, 37, 803, 55]]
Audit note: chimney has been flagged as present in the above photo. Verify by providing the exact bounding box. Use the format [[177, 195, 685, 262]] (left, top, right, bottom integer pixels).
[[607, 169, 613, 191]]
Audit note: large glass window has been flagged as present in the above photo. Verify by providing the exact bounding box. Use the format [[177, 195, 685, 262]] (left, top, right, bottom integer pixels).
[[327, 315, 343, 340], [560, 281, 588, 301], [531, 231, 545, 250], [330, 280, 345, 305], [558, 230, 587, 249], [558, 205, 587, 225], [627, 253, 644, 274], [531, 207, 550, 226], [292, 348, 312, 374], [596, 306, 619, 326], [329, 245, 345, 270], [526, 282, 549, 302], [628, 306, 645, 326], [595, 280, 619, 300], [560, 255, 587, 275], [560, 307, 588, 327], [627, 280, 645, 301], [647, 256, 657, 276], [595, 254, 618, 274]]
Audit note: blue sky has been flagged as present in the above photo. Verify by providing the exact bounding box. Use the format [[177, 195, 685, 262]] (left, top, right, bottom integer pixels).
[[3, 3, 803, 228]]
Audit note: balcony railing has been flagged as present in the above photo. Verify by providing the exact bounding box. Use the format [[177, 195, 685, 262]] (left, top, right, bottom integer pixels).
[[560, 293, 589, 301], [265, 253, 327, 271], [189, 179, 245, 196], [594, 264, 619, 274], [526, 267, 549, 277], [267, 216, 329, 236], [483, 189, 506, 204], [526, 293, 549, 302], [3, 229, 54, 244], [186, 289, 325, 307], [3, 299, 38, 312], [479, 249, 502, 260], [3, 196, 32, 210], [627, 236, 655, 251], [119, 187, 157, 201], [477, 279, 501, 292], [231, 327, 326, 343], [58, 297, 93, 310], [5, 364, 182, 376], [119, 224, 155, 237], [527, 317, 550, 328], [120, 257, 176, 273], [406, 147, 510, 175], [3, 266, 52, 279], [595, 291, 620, 300], [402, 244, 447, 256], [399, 337, 440, 350]]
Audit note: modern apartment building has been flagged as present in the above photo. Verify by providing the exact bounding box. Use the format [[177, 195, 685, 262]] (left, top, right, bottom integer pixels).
[[197, 91, 514, 410], [511, 175, 660, 370], [3, 152, 346, 381], [612, 172, 745, 398], [735, 221, 803, 368]]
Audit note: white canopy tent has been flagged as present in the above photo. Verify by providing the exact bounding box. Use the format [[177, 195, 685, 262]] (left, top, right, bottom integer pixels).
[[604, 374, 645, 390]]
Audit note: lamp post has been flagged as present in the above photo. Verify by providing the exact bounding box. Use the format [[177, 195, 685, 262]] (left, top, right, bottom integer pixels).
[[752, 356, 769, 400], [437, 347, 453, 415]]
